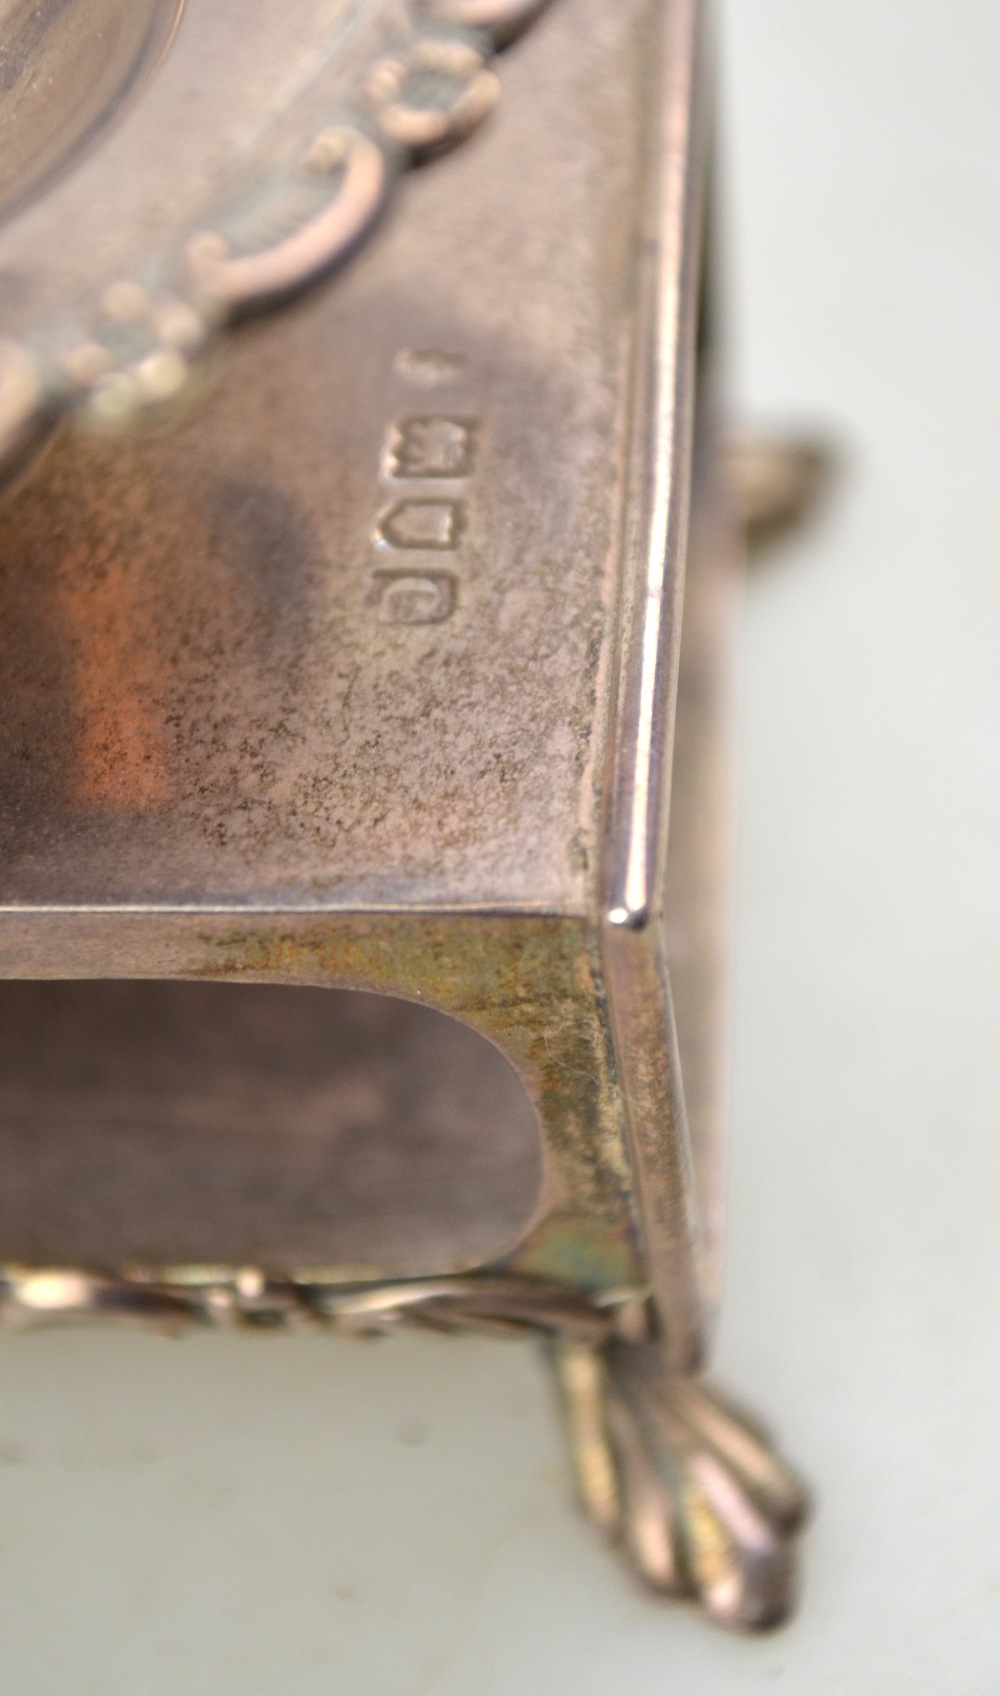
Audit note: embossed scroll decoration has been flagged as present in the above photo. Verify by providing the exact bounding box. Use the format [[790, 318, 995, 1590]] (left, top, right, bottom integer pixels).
[[0, 0, 551, 481]]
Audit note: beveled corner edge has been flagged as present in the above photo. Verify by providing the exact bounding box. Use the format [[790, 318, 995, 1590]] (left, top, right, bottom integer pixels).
[[600, 0, 711, 1369]]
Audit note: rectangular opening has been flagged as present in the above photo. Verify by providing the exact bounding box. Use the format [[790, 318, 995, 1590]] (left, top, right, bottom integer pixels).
[[0, 980, 543, 1276]]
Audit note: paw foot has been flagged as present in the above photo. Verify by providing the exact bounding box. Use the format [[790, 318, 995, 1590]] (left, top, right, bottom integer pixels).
[[551, 1338, 809, 1632]]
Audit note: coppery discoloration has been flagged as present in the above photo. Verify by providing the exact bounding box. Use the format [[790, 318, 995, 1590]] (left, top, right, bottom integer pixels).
[[0, 0, 810, 1625], [0, 0, 720, 1313], [0, 0, 689, 1303], [0, 0, 637, 911]]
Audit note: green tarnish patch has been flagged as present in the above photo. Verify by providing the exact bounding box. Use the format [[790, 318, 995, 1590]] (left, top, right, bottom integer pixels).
[[193, 911, 644, 1294]]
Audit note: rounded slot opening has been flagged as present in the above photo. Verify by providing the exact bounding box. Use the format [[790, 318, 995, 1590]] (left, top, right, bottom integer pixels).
[[0, 979, 544, 1274]]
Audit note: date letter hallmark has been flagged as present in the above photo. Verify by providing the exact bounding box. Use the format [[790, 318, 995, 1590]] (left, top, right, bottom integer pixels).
[[370, 359, 479, 627], [369, 569, 456, 626]]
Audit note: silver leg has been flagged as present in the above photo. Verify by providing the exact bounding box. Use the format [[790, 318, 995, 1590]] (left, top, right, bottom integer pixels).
[[552, 1335, 809, 1632]]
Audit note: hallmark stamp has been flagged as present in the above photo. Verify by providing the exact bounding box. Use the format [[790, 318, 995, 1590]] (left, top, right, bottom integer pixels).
[[370, 568, 457, 625], [387, 416, 477, 479], [376, 498, 467, 551], [392, 347, 466, 387], [370, 358, 479, 624]]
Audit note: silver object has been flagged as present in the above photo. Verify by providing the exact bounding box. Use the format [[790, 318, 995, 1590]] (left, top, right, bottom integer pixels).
[[0, 0, 548, 474], [0, 0, 810, 1629]]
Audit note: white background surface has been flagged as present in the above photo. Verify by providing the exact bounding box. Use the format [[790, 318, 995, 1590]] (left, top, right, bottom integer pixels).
[[3, 1, 1000, 1689]]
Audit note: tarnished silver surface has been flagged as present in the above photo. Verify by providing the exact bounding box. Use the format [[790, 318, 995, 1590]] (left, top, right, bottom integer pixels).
[[0, 981, 542, 1271], [0, 0, 808, 1626], [0, 0, 548, 473], [0, 0, 688, 1317]]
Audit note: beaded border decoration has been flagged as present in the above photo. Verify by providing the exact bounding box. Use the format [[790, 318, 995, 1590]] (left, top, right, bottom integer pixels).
[[0, 0, 550, 479]]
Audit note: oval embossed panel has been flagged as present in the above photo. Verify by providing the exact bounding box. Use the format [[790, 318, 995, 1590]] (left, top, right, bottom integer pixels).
[[0, 0, 185, 224], [0, 0, 549, 479]]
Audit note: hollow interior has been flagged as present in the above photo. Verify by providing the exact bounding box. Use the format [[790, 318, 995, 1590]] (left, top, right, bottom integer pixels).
[[0, 980, 544, 1274], [0, 0, 184, 225]]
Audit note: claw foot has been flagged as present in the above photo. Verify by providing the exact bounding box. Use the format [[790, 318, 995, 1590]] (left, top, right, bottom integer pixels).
[[551, 1338, 809, 1632]]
